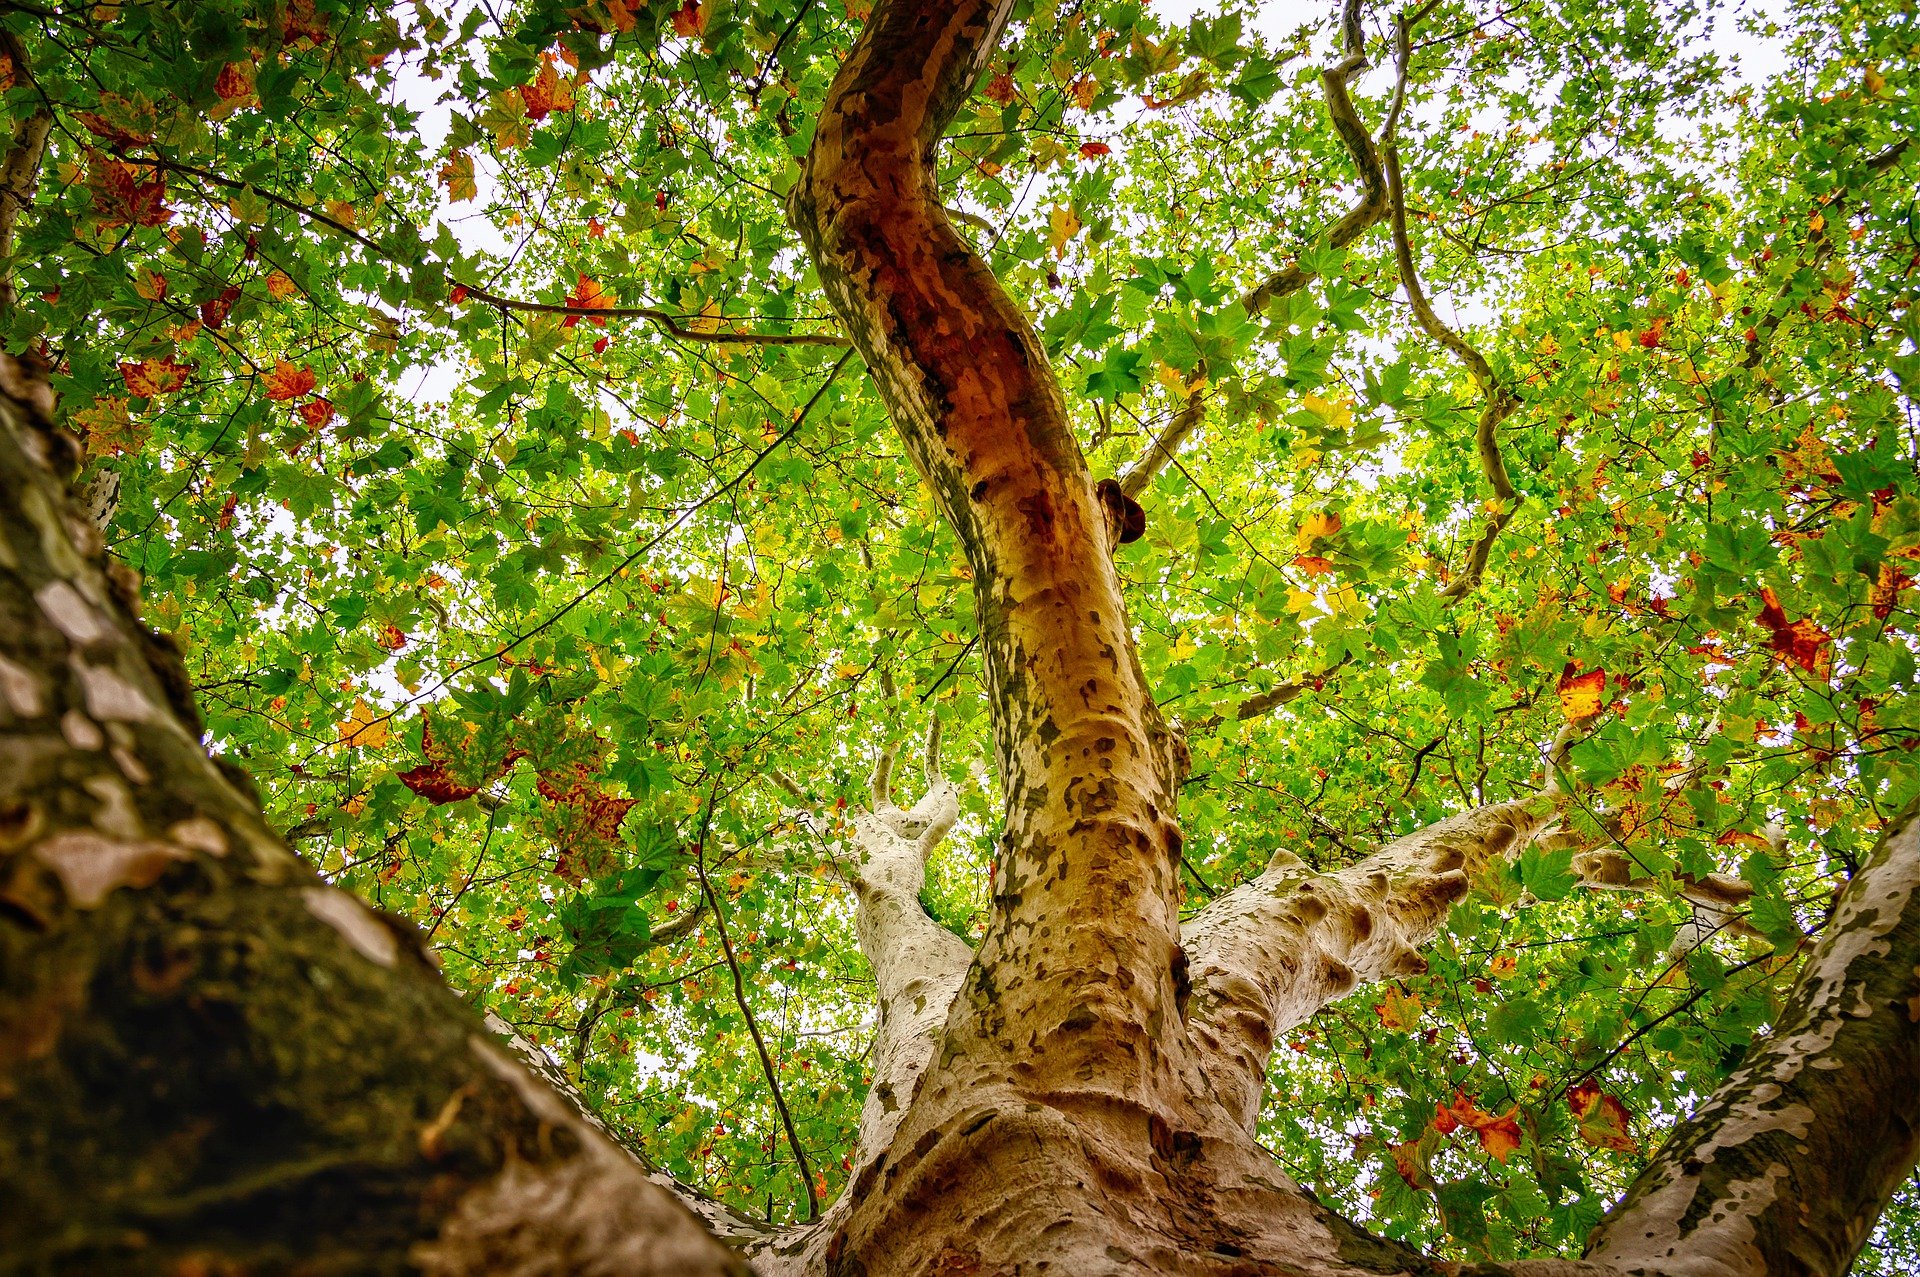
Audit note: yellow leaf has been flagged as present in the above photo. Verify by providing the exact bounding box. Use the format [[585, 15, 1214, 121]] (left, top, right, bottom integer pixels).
[[337, 698, 390, 750], [1047, 204, 1081, 257], [1295, 511, 1342, 553], [1301, 391, 1353, 430], [1373, 987, 1422, 1032], [266, 270, 298, 300]]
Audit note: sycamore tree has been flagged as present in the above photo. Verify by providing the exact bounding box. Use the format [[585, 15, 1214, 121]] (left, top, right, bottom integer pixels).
[[3, 0, 1920, 1270]]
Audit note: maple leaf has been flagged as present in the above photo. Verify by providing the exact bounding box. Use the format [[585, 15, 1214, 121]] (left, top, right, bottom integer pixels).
[[88, 157, 172, 228], [377, 623, 408, 652], [76, 111, 154, 149], [1568, 1082, 1636, 1153], [1755, 587, 1832, 677], [519, 56, 575, 121], [264, 361, 318, 401], [1078, 142, 1112, 160], [1557, 663, 1607, 720], [1292, 555, 1334, 576], [120, 358, 191, 397], [73, 396, 147, 458], [985, 73, 1017, 104], [214, 62, 255, 102], [266, 270, 299, 300], [1871, 563, 1911, 620], [1295, 511, 1342, 553], [449, 284, 469, 305], [562, 274, 612, 328], [671, 0, 706, 37], [1373, 987, 1422, 1032], [439, 151, 477, 203], [1443, 1093, 1523, 1164], [337, 698, 391, 750], [131, 268, 167, 301], [200, 284, 241, 330], [1048, 205, 1081, 258], [297, 397, 335, 429]]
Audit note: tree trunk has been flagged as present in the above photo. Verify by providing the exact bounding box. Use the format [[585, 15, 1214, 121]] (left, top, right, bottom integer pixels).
[[0, 357, 745, 1275]]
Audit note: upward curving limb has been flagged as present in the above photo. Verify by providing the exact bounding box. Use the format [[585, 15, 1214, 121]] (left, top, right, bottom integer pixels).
[[1382, 12, 1521, 604], [1184, 797, 1552, 1128], [1117, 0, 1407, 499], [842, 724, 973, 1169], [790, 0, 1187, 1084]]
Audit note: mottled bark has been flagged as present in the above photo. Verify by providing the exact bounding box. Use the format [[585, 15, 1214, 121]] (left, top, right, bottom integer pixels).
[[1184, 799, 1550, 1128], [0, 359, 744, 1275]]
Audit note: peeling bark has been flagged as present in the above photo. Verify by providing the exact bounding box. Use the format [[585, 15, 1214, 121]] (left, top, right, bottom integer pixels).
[[1184, 799, 1549, 1127], [0, 359, 745, 1275]]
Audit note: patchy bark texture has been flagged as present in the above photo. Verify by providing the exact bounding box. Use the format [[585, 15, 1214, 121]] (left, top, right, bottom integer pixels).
[[0, 359, 745, 1275], [1183, 799, 1549, 1128]]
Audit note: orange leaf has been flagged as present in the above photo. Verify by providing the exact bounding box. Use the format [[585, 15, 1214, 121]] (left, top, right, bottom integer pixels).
[[1373, 987, 1422, 1032], [563, 273, 612, 328], [1078, 141, 1112, 159], [88, 157, 171, 228], [1444, 1093, 1523, 1164], [1557, 663, 1606, 720], [266, 270, 299, 300], [1755, 587, 1832, 677], [1568, 1082, 1636, 1153], [1292, 555, 1334, 576], [377, 623, 408, 652], [297, 397, 335, 429], [670, 0, 705, 37], [120, 357, 191, 397], [264, 360, 317, 401]]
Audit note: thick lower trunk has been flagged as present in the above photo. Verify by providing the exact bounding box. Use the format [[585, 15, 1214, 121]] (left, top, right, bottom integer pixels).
[[0, 360, 743, 1274]]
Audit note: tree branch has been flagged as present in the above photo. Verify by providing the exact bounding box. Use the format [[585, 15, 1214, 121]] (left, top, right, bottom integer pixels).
[[1383, 11, 1521, 605], [693, 795, 820, 1221], [1184, 796, 1552, 1128], [1584, 802, 1920, 1276]]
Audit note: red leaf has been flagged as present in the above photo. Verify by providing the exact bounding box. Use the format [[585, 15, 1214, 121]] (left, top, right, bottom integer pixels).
[[450, 284, 469, 305], [200, 284, 242, 330], [1568, 1082, 1636, 1153], [1078, 141, 1112, 159], [214, 62, 255, 102], [296, 397, 335, 429], [398, 761, 480, 805], [120, 358, 192, 397], [562, 273, 611, 328]]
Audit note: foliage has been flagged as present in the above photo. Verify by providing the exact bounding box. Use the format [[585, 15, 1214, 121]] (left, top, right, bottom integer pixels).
[[5, 0, 1917, 1259]]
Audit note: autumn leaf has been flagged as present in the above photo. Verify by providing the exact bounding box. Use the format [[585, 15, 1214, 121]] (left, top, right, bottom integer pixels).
[[518, 56, 575, 121], [1078, 142, 1111, 160], [337, 698, 391, 750], [1755, 587, 1832, 677], [120, 358, 191, 398], [1557, 663, 1607, 720], [1568, 1082, 1636, 1153], [1292, 555, 1334, 576], [264, 361, 318, 402], [671, 0, 706, 37], [985, 73, 1017, 104], [1295, 511, 1342, 553], [377, 623, 408, 652], [1048, 205, 1082, 257], [266, 270, 299, 300], [563, 274, 612, 328], [73, 396, 147, 457], [200, 284, 241, 329], [1871, 563, 1910, 620], [214, 62, 255, 103], [297, 397, 335, 429], [1373, 987, 1422, 1032], [132, 268, 167, 301], [1443, 1093, 1524, 1164], [88, 157, 171, 227], [76, 110, 154, 149]]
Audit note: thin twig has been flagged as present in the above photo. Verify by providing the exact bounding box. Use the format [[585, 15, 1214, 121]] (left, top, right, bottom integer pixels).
[[693, 788, 821, 1221]]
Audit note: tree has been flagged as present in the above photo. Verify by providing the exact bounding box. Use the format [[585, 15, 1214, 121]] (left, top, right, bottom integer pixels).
[[2, 0, 1918, 1271]]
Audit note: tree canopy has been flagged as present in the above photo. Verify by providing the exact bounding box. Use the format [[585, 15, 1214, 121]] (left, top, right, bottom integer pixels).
[[4, 0, 1918, 1265]]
